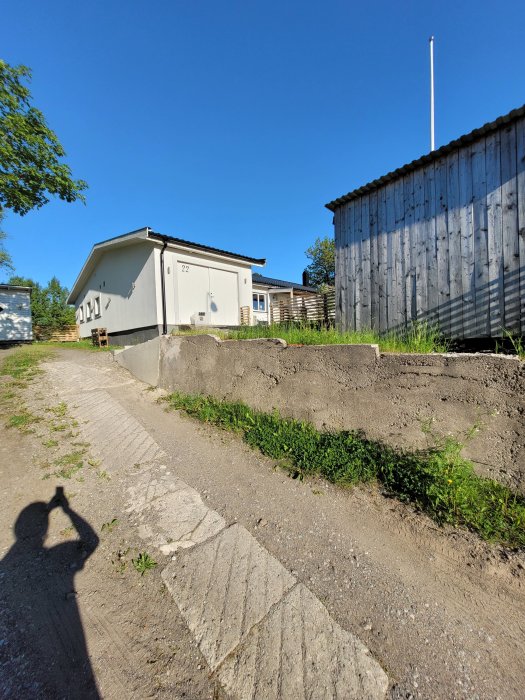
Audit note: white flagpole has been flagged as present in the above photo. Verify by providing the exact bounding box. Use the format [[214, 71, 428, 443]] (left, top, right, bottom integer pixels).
[[430, 35, 435, 151]]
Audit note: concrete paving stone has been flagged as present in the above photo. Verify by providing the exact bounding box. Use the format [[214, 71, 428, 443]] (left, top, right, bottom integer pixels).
[[162, 523, 296, 669], [126, 472, 226, 553], [217, 583, 388, 700]]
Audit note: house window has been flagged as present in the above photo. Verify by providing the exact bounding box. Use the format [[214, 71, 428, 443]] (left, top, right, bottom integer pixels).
[[79, 305, 84, 323], [252, 293, 266, 312], [94, 296, 101, 318], [86, 301, 92, 321]]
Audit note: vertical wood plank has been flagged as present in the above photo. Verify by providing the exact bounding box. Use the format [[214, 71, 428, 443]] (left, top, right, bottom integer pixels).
[[403, 171, 416, 324], [413, 168, 426, 322], [459, 146, 475, 337], [500, 123, 520, 333], [334, 207, 345, 329], [346, 200, 356, 330], [486, 131, 504, 337], [393, 178, 406, 329], [369, 191, 380, 331], [424, 163, 438, 326], [516, 117, 525, 336], [360, 194, 371, 329], [447, 151, 463, 337], [435, 155, 450, 335], [353, 198, 363, 330], [471, 138, 490, 336], [385, 182, 396, 331], [377, 186, 388, 333]]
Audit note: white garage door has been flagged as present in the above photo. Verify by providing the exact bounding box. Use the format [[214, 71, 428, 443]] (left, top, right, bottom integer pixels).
[[177, 262, 239, 325]]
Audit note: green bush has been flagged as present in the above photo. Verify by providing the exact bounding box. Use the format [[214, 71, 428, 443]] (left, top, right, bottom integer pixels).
[[166, 392, 525, 549]]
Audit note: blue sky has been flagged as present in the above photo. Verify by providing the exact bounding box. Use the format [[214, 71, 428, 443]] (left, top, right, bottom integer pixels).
[[2, 0, 525, 290]]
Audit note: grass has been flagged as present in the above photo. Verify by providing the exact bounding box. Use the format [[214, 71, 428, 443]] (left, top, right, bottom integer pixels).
[[36, 340, 111, 352], [0, 346, 53, 380], [165, 392, 525, 549], [7, 410, 40, 431], [172, 320, 450, 354], [132, 552, 157, 575]]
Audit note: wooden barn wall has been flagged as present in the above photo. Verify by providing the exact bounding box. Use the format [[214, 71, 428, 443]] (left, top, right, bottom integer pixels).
[[334, 117, 525, 338]]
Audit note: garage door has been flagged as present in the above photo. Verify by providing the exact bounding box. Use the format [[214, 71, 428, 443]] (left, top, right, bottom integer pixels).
[[177, 262, 239, 325]]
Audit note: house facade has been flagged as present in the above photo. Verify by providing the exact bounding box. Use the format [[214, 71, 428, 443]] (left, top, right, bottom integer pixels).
[[326, 104, 525, 339], [251, 273, 319, 324], [0, 285, 32, 343], [67, 227, 266, 344]]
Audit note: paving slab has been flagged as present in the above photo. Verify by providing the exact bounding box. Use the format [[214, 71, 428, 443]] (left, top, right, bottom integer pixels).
[[162, 523, 296, 670], [217, 582, 389, 700], [126, 469, 226, 553]]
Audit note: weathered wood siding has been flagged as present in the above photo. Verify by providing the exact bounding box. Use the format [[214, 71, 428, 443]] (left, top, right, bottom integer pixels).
[[334, 116, 525, 338]]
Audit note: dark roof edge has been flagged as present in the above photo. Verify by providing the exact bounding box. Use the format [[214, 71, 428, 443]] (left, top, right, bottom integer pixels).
[[325, 103, 525, 211], [0, 285, 32, 291], [252, 273, 317, 293], [148, 231, 266, 266]]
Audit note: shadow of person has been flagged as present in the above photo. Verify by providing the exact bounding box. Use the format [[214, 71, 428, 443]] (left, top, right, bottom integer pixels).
[[0, 487, 100, 699]]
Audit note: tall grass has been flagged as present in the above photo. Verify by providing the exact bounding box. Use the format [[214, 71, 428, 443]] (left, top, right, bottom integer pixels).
[[165, 392, 525, 549], [173, 321, 450, 354]]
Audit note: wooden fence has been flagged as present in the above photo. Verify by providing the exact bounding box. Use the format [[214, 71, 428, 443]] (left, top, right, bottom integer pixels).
[[269, 290, 335, 327], [33, 324, 79, 342]]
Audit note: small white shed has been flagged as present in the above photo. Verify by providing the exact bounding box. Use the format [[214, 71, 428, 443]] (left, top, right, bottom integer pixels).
[[0, 285, 33, 343], [67, 227, 266, 345]]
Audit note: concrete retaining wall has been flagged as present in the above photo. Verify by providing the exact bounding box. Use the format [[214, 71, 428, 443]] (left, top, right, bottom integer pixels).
[[120, 334, 525, 490]]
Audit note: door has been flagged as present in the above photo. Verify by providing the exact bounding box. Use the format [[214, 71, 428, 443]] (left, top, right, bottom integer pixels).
[[177, 262, 239, 325], [209, 268, 239, 325], [177, 262, 209, 323]]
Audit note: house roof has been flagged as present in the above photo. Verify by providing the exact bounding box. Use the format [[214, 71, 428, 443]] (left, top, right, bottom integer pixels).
[[252, 273, 317, 293], [68, 227, 266, 304], [325, 103, 525, 211], [147, 231, 266, 266], [0, 285, 31, 291]]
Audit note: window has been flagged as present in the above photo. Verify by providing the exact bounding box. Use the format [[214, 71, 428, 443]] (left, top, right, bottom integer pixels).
[[252, 293, 266, 312], [78, 305, 84, 323], [86, 301, 92, 321], [94, 296, 101, 318]]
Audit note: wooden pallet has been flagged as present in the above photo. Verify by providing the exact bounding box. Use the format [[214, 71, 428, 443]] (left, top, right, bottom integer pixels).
[[91, 327, 109, 347]]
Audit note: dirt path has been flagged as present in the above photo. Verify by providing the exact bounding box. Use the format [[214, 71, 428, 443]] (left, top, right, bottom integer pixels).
[[2, 347, 525, 699]]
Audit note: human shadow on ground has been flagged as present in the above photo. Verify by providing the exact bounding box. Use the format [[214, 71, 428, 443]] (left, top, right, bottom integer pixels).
[[0, 487, 100, 699]]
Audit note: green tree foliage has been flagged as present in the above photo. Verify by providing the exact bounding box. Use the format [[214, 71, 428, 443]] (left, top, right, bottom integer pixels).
[[0, 60, 87, 216], [304, 236, 335, 289], [7, 274, 75, 329], [0, 226, 13, 271]]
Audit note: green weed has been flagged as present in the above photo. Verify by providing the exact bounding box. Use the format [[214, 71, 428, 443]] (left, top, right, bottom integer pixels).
[[101, 518, 119, 533], [165, 392, 525, 549], [42, 438, 59, 448], [7, 410, 40, 431], [132, 552, 157, 576], [172, 320, 449, 354]]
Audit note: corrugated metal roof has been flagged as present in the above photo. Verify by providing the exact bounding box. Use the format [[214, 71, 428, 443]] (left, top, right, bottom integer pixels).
[[148, 231, 266, 266], [252, 273, 317, 293], [325, 103, 525, 211]]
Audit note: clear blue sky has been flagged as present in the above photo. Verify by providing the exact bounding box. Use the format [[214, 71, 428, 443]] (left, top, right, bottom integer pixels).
[[2, 0, 525, 290]]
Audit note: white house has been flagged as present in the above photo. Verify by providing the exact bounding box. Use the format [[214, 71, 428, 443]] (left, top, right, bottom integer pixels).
[[67, 227, 266, 345], [251, 273, 319, 324], [0, 285, 32, 343]]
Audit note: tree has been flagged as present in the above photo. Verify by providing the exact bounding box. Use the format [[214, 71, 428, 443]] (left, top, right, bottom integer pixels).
[[304, 236, 335, 289], [0, 60, 87, 216], [0, 222, 13, 271], [7, 274, 75, 330]]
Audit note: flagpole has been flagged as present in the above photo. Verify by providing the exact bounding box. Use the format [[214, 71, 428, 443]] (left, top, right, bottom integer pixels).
[[430, 35, 435, 151]]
